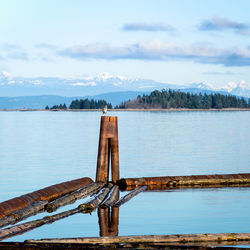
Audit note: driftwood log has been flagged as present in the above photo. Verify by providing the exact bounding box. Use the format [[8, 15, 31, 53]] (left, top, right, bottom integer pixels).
[[0, 207, 80, 241], [114, 185, 147, 207], [100, 185, 119, 208], [26, 233, 250, 244], [0, 177, 93, 219], [0, 201, 47, 228], [0, 185, 112, 241], [118, 173, 250, 190], [79, 183, 113, 212], [1, 241, 250, 249], [46, 182, 105, 212], [0, 182, 103, 228], [132, 183, 250, 191]]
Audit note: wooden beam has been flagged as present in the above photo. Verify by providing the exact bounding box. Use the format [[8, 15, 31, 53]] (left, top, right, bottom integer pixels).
[[100, 185, 119, 208], [117, 173, 250, 190], [0, 201, 47, 228], [110, 116, 120, 184], [26, 232, 250, 244], [79, 183, 113, 212], [46, 182, 105, 212], [0, 185, 112, 241], [96, 116, 110, 182], [114, 185, 147, 207], [0, 177, 93, 219]]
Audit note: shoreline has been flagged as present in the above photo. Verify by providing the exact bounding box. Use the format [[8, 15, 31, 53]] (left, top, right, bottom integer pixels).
[[0, 108, 250, 112]]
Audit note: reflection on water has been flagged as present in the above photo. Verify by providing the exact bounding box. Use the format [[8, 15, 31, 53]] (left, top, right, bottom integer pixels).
[[98, 207, 119, 237], [98, 185, 119, 237]]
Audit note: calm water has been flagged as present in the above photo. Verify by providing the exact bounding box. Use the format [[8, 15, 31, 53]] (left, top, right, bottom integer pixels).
[[0, 111, 250, 242]]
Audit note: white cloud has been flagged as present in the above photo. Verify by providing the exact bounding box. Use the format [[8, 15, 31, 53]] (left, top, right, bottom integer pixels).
[[59, 40, 250, 66]]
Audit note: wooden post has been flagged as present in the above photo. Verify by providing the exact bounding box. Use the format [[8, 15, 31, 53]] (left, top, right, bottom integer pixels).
[[96, 116, 120, 184], [110, 117, 120, 183], [96, 116, 109, 183]]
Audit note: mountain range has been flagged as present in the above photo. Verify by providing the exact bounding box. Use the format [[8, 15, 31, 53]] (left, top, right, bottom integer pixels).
[[0, 72, 249, 109]]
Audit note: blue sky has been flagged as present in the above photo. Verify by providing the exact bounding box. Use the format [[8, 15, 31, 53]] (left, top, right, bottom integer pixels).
[[1, 0, 250, 87]]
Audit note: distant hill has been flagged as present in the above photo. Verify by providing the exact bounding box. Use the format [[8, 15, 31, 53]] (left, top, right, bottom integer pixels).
[[0, 91, 149, 109], [0, 96, 74, 109]]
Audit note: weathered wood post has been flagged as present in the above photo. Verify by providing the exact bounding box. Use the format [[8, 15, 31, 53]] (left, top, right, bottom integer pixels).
[[110, 117, 119, 184], [96, 116, 120, 184]]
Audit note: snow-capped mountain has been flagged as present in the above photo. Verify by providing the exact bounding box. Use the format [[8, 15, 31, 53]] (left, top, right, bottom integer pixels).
[[223, 80, 250, 97], [189, 81, 250, 98], [0, 71, 249, 98], [0, 72, 177, 96], [188, 82, 220, 91]]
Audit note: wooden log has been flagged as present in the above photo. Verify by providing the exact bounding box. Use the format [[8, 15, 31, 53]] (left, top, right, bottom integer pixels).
[[125, 183, 250, 191], [0, 177, 93, 219], [100, 185, 119, 208], [0, 207, 79, 241], [2, 241, 250, 249], [110, 116, 120, 184], [79, 183, 113, 212], [26, 232, 250, 244], [46, 182, 105, 213], [117, 173, 250, 190], [0, 201, 47, 228], [0, 185, 112, 241], [114, 185, 147, 207], [96, 116, 110, 183]]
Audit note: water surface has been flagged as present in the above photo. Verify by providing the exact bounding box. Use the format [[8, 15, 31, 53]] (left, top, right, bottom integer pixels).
[[0, 111, 249, 242]]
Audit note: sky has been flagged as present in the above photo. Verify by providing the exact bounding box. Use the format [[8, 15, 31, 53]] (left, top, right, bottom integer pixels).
[[0, 0, 250, 87]]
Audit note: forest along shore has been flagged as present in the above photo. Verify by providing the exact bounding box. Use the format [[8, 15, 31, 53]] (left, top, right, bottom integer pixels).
[[0, 108, 250, 112]]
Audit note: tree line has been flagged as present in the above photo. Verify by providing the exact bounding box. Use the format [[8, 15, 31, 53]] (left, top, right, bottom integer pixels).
[[45, 98, 112, 110], [45, 89, 250, 110], [117, 89, 250, 109], [45, 103, 67, 110]]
